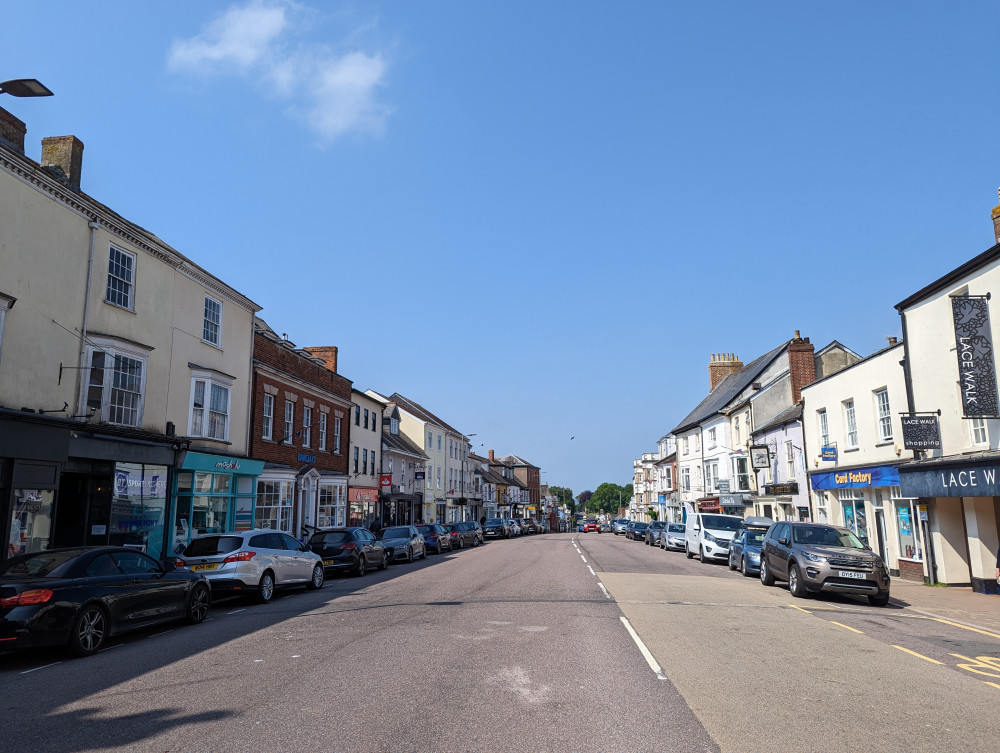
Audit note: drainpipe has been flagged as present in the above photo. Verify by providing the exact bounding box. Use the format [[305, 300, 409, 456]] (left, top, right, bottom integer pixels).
[[75, 218, 100, 415]]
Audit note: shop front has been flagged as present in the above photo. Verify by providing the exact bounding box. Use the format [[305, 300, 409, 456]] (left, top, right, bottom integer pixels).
[[347, 485, 378, 527], [809, 464, 911, 578], [898, 456, 1000, 593], [171, 451, 264, 555]]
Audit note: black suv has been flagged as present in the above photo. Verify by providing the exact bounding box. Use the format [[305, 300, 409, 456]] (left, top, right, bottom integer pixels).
[[759, 522, 890, 606]]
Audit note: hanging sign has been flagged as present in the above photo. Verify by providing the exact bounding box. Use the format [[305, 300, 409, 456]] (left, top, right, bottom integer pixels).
[[952, 296, 1000, 417], [901, 415, 942, 450], [750, 445, 770, 470], [820, 447, 838, 461]]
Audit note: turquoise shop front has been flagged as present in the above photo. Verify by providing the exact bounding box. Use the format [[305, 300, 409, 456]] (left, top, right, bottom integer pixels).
[[170, 451, 264, 555]]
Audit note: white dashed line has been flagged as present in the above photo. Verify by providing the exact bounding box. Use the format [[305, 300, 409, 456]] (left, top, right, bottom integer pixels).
[[587, 565, 596, 576], [580, 554, 587, 563], [227, 608, 246, 615], [20, 662, 62, 675], [620, 615, 667, 680], [598, 583, 611, 599]]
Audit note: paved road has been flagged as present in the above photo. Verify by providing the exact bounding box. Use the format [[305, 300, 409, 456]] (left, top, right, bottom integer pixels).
[[2, 532, 999, 752]]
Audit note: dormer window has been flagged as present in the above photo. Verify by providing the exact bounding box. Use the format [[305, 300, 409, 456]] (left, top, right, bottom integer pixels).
[[390, 417, 399, 435]]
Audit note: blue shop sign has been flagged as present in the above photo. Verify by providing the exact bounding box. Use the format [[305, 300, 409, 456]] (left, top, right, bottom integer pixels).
[[297, 452, 317, 464], [899, 461, 1000, 498], [180, 451, 265, 476], [820, 447, 838, 461], [811, 465, 899, 490]]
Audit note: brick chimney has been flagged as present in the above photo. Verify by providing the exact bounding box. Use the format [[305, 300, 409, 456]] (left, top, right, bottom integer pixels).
[[708, 353, 743, 391], [302, 345, 338, 373], [488, 449, 495, 461], [992, 187, 1000, 245], [787, 330, 816, 403], [0, 106, 26, 153], [41, 135, 84, 188]]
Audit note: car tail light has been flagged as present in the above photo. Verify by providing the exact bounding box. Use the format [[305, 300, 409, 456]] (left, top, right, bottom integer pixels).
[[341, 543, 356, 550], [429, 534, 438, 540], [1, 589, 53, 608], [223, 550, 256, 563], [174, 558, 187, 568]]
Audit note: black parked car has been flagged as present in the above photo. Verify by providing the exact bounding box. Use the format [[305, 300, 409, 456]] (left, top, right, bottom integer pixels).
[[0, 547, 210, 656], [628, 522, 649, 540], [309, 527, 387, 576], [644, 521, 667, 545], [444, 522, 479, 549], [417, 524, 454, 554]]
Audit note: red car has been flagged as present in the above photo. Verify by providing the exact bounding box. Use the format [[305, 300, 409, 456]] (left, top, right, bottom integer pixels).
[[582, 520, 599, 533]]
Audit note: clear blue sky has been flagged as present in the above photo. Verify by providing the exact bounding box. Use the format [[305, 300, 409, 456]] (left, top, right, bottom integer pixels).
[[3, 2, 999, 495]]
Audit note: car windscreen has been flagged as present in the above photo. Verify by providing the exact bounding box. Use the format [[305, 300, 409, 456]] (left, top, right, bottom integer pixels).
[[183, 536, 244, 556], [793, 525, 865, 548], [650, 521, 665, 528], [417, 525, 434, 533], [312, 531, 350, 545], [0, 549, 83, 578], [746, 531, 766, 545], [701, 515, 741, 531], [379, 527, 410, 539], [667, 523, 685, 533], [633, 522, 648, 529], [485, 519, 504, 525]]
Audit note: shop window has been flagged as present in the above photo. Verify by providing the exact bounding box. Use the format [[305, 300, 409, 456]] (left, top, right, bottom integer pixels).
[[110, 462, 168, 560], [255, 479, 293, 533], [894, 496, 923, 560], [838, 489, 868, 545], [9, 489, 54, 557]]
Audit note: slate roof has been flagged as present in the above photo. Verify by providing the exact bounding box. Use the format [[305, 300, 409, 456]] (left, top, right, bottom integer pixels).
[[372, 391, 465, 435], [382, 427, 428, 459], [498, 453, 539, 469], [751, 404, 804, 436], [670, 342, 789, 434]]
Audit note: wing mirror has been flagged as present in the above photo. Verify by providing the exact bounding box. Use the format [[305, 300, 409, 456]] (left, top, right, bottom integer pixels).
[[778, 536, 790, 546]]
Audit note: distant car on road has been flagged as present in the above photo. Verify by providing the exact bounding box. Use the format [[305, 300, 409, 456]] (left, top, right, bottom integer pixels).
[[483, 518, 511, 539], [309, 527, 387, 576], [377, 526, 427, 562], [417, 523, 453, 555], [613, 519, 629, 535], [627, 521, 649, 541], [582, 520, 599, 533]]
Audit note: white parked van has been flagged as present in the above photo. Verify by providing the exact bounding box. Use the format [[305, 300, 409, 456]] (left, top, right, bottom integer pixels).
[[685, 513, 743, 562]]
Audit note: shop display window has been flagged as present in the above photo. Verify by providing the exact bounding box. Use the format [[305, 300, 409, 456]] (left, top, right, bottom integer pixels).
[[110, 462, 167, 560], [838, 489, 869, 545], [9, 489, 54, 557], [255, 479, 292, 533], [895, 498, 923, 560]]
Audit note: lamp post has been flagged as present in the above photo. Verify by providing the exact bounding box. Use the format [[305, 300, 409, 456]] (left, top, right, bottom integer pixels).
[[0, 79, 54, 97]]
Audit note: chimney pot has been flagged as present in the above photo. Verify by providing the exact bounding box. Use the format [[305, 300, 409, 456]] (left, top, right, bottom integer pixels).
[[41, 135, 84, 189], [992, 186, 1000, 245]]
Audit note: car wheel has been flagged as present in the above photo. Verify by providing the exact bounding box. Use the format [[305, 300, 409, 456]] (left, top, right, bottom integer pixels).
[[728, 552, 737, 571], [788, 563, 808, 598], [379, 552, 388, 570], [760, 558, 775, 586], [407, 547, 413, 563], [308, 564, 325, 590], [685, 544, 694, 559], [355, 556, 366, 577], [740, 557, 749, 577], [458, 537, 464, 549], [420, 547, 427, 560], [699, 546, 709, 563], [257, 571, 275, 603], [185, 583, 211, 623], [68, 603, 108, 656], [869, 590, 891, 607]]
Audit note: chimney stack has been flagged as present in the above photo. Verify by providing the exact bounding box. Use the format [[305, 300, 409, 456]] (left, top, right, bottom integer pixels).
[[302, 345, 338, 373], [787, 331, 816, 404], [992, 187, 1000, 245], [41, 135, 84, 188], [0, 106, 26, 153], [488, 449, 495, 461], [708, 353, 743, 392]]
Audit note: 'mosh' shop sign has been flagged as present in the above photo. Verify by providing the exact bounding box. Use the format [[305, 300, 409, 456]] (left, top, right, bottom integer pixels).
[[900, 462, 1000, 498]]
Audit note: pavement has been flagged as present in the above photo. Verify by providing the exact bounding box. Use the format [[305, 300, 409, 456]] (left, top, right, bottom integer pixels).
[[891, 577, 1000, 634]]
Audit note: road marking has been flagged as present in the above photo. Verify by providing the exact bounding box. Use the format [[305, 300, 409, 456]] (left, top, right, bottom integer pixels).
[[587, 565, 596, 576], [932, 618, 1000, 640], [598, 583, 611, 599], [620, 616, 667, 681], [892, 645, 943, 664], [788, 604, 812, 614], [98, 644, 121, 653], [227, 608, 246, 615], [831, 621, 864, 634], [580, 555, 587, 563], [984, 682, 1000, 691], [148, 629, 175, 638], [20, 662, 61, 675], [949, 653, 1000, 679]]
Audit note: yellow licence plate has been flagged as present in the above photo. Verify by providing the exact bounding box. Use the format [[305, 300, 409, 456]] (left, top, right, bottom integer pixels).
[[192, 563, 219, 572], [323, 559, 336, 565]]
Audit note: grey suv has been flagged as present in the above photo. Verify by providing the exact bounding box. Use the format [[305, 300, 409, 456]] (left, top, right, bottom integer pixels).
[[759, 522, 890, 606]]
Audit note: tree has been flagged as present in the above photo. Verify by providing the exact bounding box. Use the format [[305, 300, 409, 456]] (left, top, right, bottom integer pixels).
[[577, 490, 593, 510], [588, 482, 633, 514], [550, 486, 574, 507]]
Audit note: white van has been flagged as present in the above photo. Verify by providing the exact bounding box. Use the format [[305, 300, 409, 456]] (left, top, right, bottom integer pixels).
[[685, 513, 743, 562]]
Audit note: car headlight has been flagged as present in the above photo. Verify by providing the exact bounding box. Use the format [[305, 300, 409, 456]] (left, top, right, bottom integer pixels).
[[747, 551, 760, 561], [802, 551, 826, 563], [704, 532, 719, 544]]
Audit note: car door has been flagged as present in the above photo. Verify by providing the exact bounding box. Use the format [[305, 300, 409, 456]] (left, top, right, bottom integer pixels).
[[84, 552, 141, 629], [280, 533, 313, 582], [250, 532, 287, 583], [410, 526, 424, 555], [112, 551, 188, 622], [770, 523, 792, 579]]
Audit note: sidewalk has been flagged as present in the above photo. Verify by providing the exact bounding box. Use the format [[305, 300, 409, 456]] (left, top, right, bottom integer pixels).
[[891, 577, 1000, 635]]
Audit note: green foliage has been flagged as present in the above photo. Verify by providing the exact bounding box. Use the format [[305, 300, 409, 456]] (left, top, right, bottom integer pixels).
[[550, 486, 575, 506], [647, 507, 658, 521], [587, 482, 630, 514]]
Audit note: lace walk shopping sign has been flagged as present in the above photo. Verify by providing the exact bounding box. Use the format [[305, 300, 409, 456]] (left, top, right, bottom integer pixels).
[[953, 296, 1000, 417]]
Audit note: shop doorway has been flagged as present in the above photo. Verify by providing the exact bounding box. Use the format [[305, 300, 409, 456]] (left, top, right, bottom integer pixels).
[[874, 510, 887, 563]]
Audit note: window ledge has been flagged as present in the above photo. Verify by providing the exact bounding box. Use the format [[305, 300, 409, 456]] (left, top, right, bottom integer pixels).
[[874, 441, 894, 448], [843, 447, 860, 453], [201, 339, 223, 351]]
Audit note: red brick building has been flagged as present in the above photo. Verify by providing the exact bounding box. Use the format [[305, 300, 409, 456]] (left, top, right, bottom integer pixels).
[[248, 321, 353, 539]]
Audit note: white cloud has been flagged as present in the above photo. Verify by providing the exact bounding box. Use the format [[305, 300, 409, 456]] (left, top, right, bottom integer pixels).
[[168, 0, 390, 142]]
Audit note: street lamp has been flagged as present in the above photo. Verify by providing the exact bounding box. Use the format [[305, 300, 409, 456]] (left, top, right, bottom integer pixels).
[[0, 79, 54, 97]]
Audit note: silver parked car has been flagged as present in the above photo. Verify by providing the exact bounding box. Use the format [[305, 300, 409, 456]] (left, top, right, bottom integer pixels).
[[377, 525, 427, 563], [659, 522, 686, 551], [177, 529, 325, 603]]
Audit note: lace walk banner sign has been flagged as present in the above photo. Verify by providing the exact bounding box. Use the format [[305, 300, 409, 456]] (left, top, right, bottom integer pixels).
[[953, 296, 1000, 417]]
